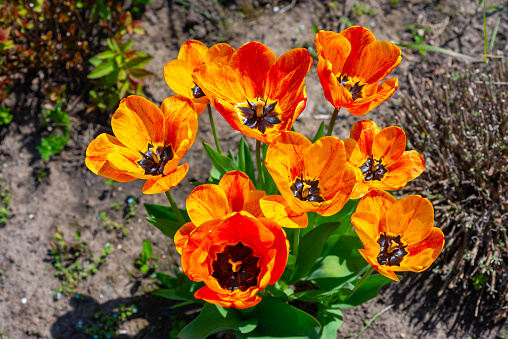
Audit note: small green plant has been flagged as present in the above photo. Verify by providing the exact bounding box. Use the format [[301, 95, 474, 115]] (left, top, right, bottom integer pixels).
[[77, 303, 138, 339], [87, 38, 154, 113], [407, 24, 432, 54], [352, 1, 378, 17], [0, 172, 10, 226], [99, 212, 129, 238], [472, 273, 489, 290], [37, 102, 71, 161], [125, 197, 138, 222], [105, 178, 119, 189], [136, 240, 158, 273], [49, 227, 113, 295]]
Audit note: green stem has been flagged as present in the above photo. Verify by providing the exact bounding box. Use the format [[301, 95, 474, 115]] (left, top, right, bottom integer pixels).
[[326, 107, 340, 136], [256, 140, 264, 188], [208, 104, 222, 154], [353, 266, 375, 293], [293, 228, 301, 261], [165, 190, 185, 224], [482, 0, 488, 64]]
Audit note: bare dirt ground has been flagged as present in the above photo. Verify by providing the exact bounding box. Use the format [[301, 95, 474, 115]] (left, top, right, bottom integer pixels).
[[1, 0, 508, 338]]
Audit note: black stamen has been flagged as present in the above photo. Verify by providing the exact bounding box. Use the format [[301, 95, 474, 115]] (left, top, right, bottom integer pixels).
[[360, 155, 388, 181], [376, 233, 408, 267], [137, 143, 174, 176]]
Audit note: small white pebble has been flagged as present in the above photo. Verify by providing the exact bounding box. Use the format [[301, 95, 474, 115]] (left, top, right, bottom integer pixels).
[[370, 21, 375, 27], [314, 114, 331, 120], [99, 293, 103, 299], [28, 214, 34, 219], [21, 297, 27, 304], [117, 244, 122, 250], [138, 218, 142, 223], [118, 187, 123, 191], [273, 6, 279, 12]]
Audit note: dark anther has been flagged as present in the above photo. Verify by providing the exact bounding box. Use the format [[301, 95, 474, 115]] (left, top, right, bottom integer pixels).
[[360, 155, 388, 181], [290, 174, 325, 203], [212, 242, 261, 291], [377, 233, 408, 266], [192, 84, 205, 99], [137, 141, 174, 176], [237, 97, 282, 133], [336, 74, 365, 100]]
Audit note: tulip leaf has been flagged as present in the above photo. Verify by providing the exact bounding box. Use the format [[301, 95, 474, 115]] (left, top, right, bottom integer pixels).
[[178, 303, 258, 339], [333, 274, 395, 308], [261, 143, 279, 195], [315, 198, 359, 234], [203, 142, 238, 177], [153, 280, 205, 303], [146, 217, 181, 239], [288, 222, 340, 284], [312, 121, 325, 143], [237, 138, 256, 185], [145, 203, 190, 239], [309, 234, 368, 280], [319, 304, 343, 339], [236, 297, 321, 339]]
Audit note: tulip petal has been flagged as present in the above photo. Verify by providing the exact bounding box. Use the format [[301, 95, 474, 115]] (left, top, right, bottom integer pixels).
[[352, 210, 381, 243], [193, 62, 246, 105], [372, 126, 406, 165], [186, 184, 231, 226], [244, 190, 267, 218], [358, 249, 400, 281], [229, 42, 277, 99], [161, 95, 198, 157], [204, 43, 235, 64], [163, 59, 196, 99], [260, 195, 308, 228], [403, 227, 444, 271], [356, 190, 397, 231], [381, 151, 425, 189], [317, 59, 350, 109], [175, 222, 197, 254], [346, 41, 401, 84], [349, 120, 380, 158], [111, 96, 165, 152], [339, 26, 377, 74], [219, 171, 255, 212], [315, 30, 352, 75], [107, 152, 146, 178], [385, 195, 434, 245], [142, 163, 189, 194], [318, 165, 357, 216], [258, 218, 289, 284], [178, 40, 208, 67], [85, 133, 138, 182], [346, 78, 398, 116], [194, 286, 262, 309]]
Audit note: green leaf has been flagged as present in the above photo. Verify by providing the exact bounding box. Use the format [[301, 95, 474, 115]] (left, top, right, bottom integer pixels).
[[141, 240, 152, 262], [316, 198, 359, 231], [93, 50, 116, 60], [334, 274, 395, 308], [289, 222, 341, 284], [237, 138, 256, 185], [87, 59, 115, 79], [128, 68, 155, 79], [178, 303, 257, 339], [140, 264, 149, 272], [309, 234, 367, 280], [146, 217, 181, 240], [311, 121, 325, 143], [155, 272, 178, 288], [396, 43, 479, 61], [107, 38, 121, 53], [320, 305, 343, 339], [153, 280, 205, 302], [203, 142, 238, 176], [261, 144, 278, 195], [118, 80, 130, 99], [122, 40, 135, 52], [125, 55, 153, 68], [236, 297, 321, 339], [144, 203, 190, 222]]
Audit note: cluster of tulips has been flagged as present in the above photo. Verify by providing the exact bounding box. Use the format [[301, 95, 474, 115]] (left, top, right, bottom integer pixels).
[[85, 26, 444, 336]]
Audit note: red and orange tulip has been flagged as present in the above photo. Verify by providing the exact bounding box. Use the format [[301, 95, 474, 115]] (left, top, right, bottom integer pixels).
[[163, 40, 235, 115], [261, 132, 356, 228], [351, 190, 444, 281], [315, 27, 401, 116], [345, 120, 425, 199], [85, 95, 198, 194], [175, 171, 288, 309], [192, 42, 312, 144]]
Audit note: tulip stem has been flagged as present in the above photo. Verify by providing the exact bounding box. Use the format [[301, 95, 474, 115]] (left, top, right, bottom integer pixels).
[[353, 266, 375, 293], [293, 228, 301, 260], [208, 104, 222, 154], [326, 107, 340, 137], [165, 190, 186, 225], [256, 140, 264, 188]]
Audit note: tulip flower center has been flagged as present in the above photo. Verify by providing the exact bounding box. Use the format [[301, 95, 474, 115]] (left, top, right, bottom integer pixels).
[[212, 242, 261, 292], [192, 84, 206, 99], [237, 96, 282, 134], [290, 175, 324, 203], [337, 74, 365, 100], [137, 142, 174, 176], [359, 155, 388, 181], [377, 233, 408, 266]]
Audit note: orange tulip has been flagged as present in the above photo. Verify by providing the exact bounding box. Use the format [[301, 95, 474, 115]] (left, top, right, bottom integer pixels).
[[315, 27, 401, 116], [85, 95, 198, 194], [351, 190, 444, 281], [344, 120, 425, 199], [163, 40, 235, 115], [260, 132, 356, 228], [175, 171, 288, 309], [192, 42, 312, 144]]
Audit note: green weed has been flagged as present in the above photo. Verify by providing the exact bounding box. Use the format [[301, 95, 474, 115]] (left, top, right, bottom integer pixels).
[[136, 240, 159, 273], [77, 304, 138, 339]]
